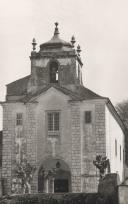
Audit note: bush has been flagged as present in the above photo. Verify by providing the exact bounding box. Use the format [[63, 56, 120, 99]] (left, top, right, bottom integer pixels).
[[0, 193, 118, 204]]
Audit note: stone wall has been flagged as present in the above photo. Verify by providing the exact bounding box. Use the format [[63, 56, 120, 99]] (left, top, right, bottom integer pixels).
[[80, 100, 106, 193], [3, 94, 122, 194], [2, 103, 28, 194], [2, 104, 14, 194], [26, 103, 38, 192], [118, 185, 128, 204], [32, 88, 73, 192], [95, 103, 106, 155], [28, 54, 81, 94], [70, 102, 81, 192]]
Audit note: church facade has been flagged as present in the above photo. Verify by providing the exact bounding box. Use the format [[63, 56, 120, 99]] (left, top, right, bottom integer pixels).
[[1, 23, 125, 194]]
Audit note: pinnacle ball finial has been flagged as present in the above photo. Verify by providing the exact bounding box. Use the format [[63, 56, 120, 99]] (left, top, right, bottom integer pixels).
[[32, 38, 37, 51], [71, 35, 76, 47], [54, 22, 59, 35], [77, 44, 81, 56], [55, 22, 58, 27], [33, 38, 36, 43]]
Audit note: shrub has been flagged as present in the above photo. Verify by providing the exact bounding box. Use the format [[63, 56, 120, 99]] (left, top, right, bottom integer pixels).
[[0, 193, 118, 204]]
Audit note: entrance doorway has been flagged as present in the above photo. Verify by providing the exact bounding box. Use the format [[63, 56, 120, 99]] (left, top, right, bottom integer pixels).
[[38, 159, 71, 193], [54, 179, 69, 193]]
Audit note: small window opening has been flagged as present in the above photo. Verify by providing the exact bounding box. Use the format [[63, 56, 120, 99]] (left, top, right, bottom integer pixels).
[[16, 113, 23, 126], [115, 139, 117, 156], [123, 148, 125, 163], [85, 111, 92, 124], [120, 145, 121, 161], [50, 62, 58, 83]]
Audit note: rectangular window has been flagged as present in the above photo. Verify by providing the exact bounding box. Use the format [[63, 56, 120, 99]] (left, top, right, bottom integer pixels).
[[47, 112, 60, 137], [123, 148, 125, 163], [115, 139, 117, 156], [16, 113, 23, 126], [85, 111, 92, 123], [120, 145, 121, 161]]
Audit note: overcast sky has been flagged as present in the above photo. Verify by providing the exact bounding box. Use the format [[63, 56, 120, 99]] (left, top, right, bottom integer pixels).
[[0, 0, 128, 129]]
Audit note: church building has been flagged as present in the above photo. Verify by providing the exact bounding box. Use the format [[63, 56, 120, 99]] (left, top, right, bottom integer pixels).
[[0, 23, 125, 194]]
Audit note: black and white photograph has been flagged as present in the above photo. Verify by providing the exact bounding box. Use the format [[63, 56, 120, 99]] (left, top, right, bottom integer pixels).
[[0, 0, 128, 203]]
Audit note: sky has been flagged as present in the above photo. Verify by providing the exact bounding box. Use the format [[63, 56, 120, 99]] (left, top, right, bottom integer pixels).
[[0, 0, 128, 129]]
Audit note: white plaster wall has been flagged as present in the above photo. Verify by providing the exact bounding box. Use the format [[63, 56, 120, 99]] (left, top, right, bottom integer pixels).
[[105, 105, 124, 182]]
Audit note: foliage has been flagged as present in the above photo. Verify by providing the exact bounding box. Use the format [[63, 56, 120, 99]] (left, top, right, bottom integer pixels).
[[0, 193, 118, 204], [93, 155, 110, 179], [116, 99, 128, 128], [12, 159, 36, 194], [116, 99, 128, 165]]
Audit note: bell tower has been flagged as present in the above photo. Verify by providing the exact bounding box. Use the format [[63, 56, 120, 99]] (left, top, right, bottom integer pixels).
[[27, 23, 83, 93]]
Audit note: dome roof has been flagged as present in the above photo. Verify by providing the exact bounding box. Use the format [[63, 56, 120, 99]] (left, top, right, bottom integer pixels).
[[40, 23, 73, 50]]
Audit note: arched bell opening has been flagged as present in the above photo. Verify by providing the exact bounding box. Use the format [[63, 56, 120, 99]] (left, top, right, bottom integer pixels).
[[38, 158, 71, 193], [49, 61, 59, 83]]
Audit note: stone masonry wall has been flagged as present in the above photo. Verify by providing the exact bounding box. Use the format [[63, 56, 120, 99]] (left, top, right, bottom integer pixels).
[[29, 55, 79, 94], [2, 103, 27, 194], [26, 103, 38, 193], [95, 103, 106, 155], [2, 104, 13, 194], [80, 101, 106, 193], [70, 102, 81, 192]]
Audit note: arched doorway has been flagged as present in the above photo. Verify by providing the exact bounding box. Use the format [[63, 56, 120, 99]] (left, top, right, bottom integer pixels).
[[38, 158, 71, 193]]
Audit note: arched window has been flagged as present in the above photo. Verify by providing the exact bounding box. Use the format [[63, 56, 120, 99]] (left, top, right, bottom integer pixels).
[[50, 61, 58, 83]]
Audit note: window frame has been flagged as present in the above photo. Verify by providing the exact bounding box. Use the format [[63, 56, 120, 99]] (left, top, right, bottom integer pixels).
[[123, 148, 125, 163], [16, 113, 23, 126], [46, 111, 60, 138], [120, 145, 121, 161], [115, 139, 117, 156], [85, 111, 92, 124]]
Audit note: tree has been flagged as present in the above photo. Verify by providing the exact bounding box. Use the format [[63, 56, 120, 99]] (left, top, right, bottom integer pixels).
[[116, 99, 128, 128], [93, 155, 110, 179], [12, 159, 36, 194], [116, 100, 128, 165]]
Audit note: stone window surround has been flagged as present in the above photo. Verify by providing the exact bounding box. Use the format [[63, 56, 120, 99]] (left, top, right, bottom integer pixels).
[[16, 113, 23, 126], [46, 110, 61, 138], [85, 111, 92, 124]]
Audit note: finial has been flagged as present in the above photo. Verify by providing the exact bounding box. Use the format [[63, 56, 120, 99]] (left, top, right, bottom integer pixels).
[[77, 44, 81, 56], [54, 22, 59, 35], [32, 38, 37, 51], [71, 35, 76, 48]]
